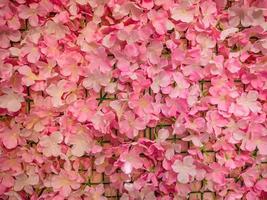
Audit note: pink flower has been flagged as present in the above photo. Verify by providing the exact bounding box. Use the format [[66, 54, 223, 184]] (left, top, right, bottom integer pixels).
[[147, 10, 173, 35], [39, 131, 63, 157], [240, 123, 267, 155], [51, 170, 84, 197], [82, 70, 111, 92], [196, 33, 216, 50], [37, 59, 58, 80], [146, 41, 163, 64], [0, 124, 20, 149], [206, 110, 228, 136], [119, 148, 144, 174], [21, 43, 40, 63], [255, 179, 267, 192], [90, 110, 115, 133], [200, 0, 217, 28], [229, 91, 262, 117], [57, 52, 83, 82], [170, 3, 195, 23], [209, 87, 237, 112], [0, 61, 13, 82], [119, 110, 147, 138], [66, 131, 101, 157], [18, 4, 40, 26], [117, 58, 138, 80], [151, 72, 171, 93], [44, 20, 70, 40], [128, 94, 155, 117], [85, 47, 113, 73], [84, 185, 107, 200], [156, 128, 170, 143], [14, 168, 39, 191], [141, 0, 154, 9], [225, 58, 242, 73], [69, 98, 97, 123], [241, 167, 259, 187], [18, 65, 39, 86], [0, 90, 24, 112], [169, 72, 190, 99], [171, 156, 197, 183], [0, 26, 21, 48], [46, 80, 76, 107]]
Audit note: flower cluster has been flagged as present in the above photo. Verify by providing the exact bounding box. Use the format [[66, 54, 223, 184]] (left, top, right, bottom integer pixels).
[[0, 0, 267, 199]]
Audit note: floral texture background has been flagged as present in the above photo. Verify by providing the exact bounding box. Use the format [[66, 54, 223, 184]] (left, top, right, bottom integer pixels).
[[0, 0, 267, 199]]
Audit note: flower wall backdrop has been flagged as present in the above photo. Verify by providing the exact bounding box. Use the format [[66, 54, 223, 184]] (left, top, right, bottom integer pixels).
[[0, 0, 267, 199]]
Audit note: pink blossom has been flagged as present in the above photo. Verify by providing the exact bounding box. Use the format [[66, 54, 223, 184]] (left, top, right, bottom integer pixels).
[[69, 98, 97, 123], [0, 90, 24, 112], [84, 185, 107, 200], [18, 65, 39, 86], [229, 91, 262, 116], [169, 72, 190, 99], [171, 3, 195, 23], [14, 169, 39, 191], [171, 156, 197, 183], [206, 110, 228, 136], [57, 52, 83, 82], [0, 124, 20, 149], [18, 4, 40, 27], [0, 26, 21, 48], [200, 0, 217, 28], [21, 43, 40, 63], [119, 110, 146, 138], [119, 149, 144, 174], [146, 41, 163, 64], [66, 131, 101, 157], [46, 80, 76, 107], [39, 131, 63, 157], [147, 10, 173, 35], [90, 110, 115, 133], [82, 70, 111, 92], [128, 94, 155, 118], [44, 20, 70, 39], [51, 170, 84, 197]]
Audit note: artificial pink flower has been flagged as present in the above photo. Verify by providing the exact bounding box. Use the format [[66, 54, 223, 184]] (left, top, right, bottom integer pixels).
[[147, 9, 173, 35], [21, 43, 40, 63], [146, 41, 163, 64], [229, 91, 262, 116], [206, 110, 228, 136], [44, 20, 70, 39], [200, 0, 217, 28], [171, 156, 197, 184], [51, 170, 84, 197], [169, 72, 190, 99], [69, 98, 98, 123], [119, 148, 144, 174], [14, 169, 39, 191], [18, 4, 40, 27], [0, 90, 24, 112], [46, 80, 76, 107], [170, 3, 195, 23], [82, 70, 111, 92], [66, 130, 101, 157], [39, 131, 63, 157], [18, 65, 39, 86], [0, 26, 21, 48], [0, 124, 20, 149], [57, 52, 83, 82], [119, 110, 146, 138], [128, 94, 155, 117]]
